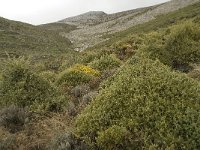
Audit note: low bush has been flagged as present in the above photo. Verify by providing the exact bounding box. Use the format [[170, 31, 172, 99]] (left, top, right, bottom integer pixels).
[[56, 70, 92, 87], [164, 21, 200, 67], [82, 91, 98, 105], [56, 64, 99, 87], [72, 64, 100, 76], [111, 34, 144, 60], [39, 71, 57, 83], [89, 54, 121, 72], [0, 105, 28, 133], [188, 69, 200, 81], [76, 56, 200, 149], [96, 125, 133, 150], [80, 51, 99, 64], [0, 133, 18, 150], [144, 21, 200, 72], [48, 132, 88, 150], [71, 85, 90, 98], [0, 57, 68, 112]]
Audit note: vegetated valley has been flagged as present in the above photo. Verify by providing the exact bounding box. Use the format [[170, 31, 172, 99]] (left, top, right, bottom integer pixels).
[[0, 0, 200, 149]]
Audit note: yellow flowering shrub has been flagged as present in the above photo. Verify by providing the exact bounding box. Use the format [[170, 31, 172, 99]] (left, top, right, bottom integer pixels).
[[56, 64, 100, 87], [76, 56, 200, 149], [71, 64, 100, 76]]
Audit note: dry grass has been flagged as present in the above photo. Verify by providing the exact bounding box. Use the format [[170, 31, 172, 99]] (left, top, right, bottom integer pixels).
[[0, 113, 73, 150]]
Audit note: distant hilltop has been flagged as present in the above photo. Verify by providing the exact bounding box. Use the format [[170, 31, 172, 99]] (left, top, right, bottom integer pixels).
[[57, 0, 200, 51]]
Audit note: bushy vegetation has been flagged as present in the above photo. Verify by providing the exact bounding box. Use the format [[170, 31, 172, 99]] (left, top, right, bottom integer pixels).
[[1, 2, 200, 150], [111, 34, 145, 60], [89, 54, 121, 71], [96, 125, 132, 149], [56, 64, 99, 87], [39, 71, 57, 84], [0, 105, 28, 133], [143, 21, 200, 71], [76, 56, 200, 149], [0, 57, 67, 112], [0, 132, 18, 150], [188, 69, 200, 81], [47, 132, 87, 150]]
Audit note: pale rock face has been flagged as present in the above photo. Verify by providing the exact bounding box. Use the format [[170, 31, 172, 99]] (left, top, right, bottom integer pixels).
[[59, 0, 200, 51], [60, 11, 107, 27]]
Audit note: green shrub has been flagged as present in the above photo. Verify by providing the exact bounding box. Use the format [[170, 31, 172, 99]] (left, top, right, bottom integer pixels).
[[56, 64, 97, 87], [96, 125, 133, 150], [39, 71, 57, 83], [144, 21, 200, 71], [76, 56, 200, 149], [0, 57, 67, 112], [80, 51, 99, 64], [165, 22, 200, 66], [188, 69, 200, 81], [111, 34, 144, 60], [89, 54, 121, 71], [56, 70, 92, 87]]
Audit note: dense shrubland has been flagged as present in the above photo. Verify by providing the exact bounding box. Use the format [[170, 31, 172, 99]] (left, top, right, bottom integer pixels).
[[143, 21, 200, 72], [76, 55, 200, 149], [0, 57, 67, 112], [1, 3, 200, 150]]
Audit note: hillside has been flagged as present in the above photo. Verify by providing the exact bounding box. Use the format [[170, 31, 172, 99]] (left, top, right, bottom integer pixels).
[[0, 0, 200, 150], [0, 17, 73, 58], [39, 22, 77, 33], [56, 0, 199, 51], [89, 0, 200, 51]]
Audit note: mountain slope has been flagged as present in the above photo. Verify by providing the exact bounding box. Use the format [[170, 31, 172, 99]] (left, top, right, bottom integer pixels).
[[89, 0, 200, 51], [57, 0, 199, 51], [0, 0, 200, 149], [0, 17, 73, 58]]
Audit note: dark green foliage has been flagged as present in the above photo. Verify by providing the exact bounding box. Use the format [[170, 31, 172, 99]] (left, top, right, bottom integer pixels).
[[76, 56, 200, 149], [89, 54, 121, 71], [164, 22, 200, 67], [143, 21, 200, 72], [0, 105, 28, 133], [0, 57, 67, 112]]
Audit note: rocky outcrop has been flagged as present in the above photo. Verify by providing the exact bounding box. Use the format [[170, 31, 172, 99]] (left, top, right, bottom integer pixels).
[[59, 11, 107, 27]]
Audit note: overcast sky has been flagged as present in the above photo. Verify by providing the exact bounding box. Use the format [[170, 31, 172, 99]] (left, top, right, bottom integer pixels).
[[0, 0, 170, 25]]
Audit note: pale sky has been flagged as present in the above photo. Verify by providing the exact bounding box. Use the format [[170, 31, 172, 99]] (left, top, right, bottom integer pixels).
[[0, 0, 170, 25]]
